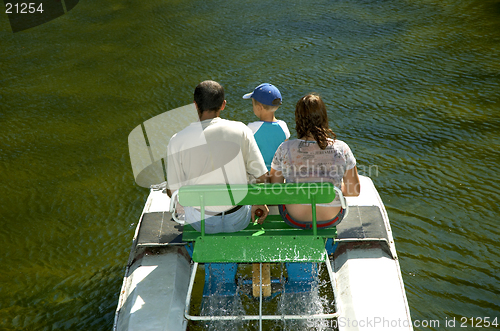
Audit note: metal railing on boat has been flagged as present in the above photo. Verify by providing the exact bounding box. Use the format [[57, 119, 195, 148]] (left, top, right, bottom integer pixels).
[[179, 183, 343, 330], [183, 253, 340, 330]]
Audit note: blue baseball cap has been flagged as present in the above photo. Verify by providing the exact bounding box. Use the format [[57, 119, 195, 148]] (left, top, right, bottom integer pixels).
[[242, 83, 282, 106]]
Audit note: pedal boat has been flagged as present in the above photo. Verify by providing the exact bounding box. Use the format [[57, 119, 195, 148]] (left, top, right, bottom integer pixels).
[[113, 176, 413, 331]]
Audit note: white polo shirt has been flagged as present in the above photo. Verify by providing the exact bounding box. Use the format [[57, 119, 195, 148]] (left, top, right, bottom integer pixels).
[[167, 117, 267, 212]]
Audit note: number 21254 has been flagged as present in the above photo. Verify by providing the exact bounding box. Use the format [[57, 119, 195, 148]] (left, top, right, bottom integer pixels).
[[5, 3, 44, 14]]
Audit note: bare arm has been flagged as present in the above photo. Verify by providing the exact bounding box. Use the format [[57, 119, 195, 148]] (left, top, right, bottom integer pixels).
[[250, 171, 270, 224], [342, 166, 360, 197], [255, 172, 270, 184], [251, 168, 285, 224], [270, 168, 285, 184]]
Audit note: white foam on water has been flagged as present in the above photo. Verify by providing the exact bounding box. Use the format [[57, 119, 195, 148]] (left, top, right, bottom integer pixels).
[[189, 263, 337, 331]]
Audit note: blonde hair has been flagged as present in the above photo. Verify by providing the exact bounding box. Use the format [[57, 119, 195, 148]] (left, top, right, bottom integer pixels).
[[252, 98, 280, 112]]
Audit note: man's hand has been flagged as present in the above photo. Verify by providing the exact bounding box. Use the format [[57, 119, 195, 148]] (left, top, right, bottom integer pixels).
[[251, 205, 269, 224]]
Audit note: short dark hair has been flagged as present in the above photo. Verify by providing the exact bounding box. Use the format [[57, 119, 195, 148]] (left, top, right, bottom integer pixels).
[[194, 80, 225, 113]]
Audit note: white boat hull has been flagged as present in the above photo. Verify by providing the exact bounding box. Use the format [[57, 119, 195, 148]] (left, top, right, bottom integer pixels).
[[113, 175, 413, 330], [333, 177, 413, 330]]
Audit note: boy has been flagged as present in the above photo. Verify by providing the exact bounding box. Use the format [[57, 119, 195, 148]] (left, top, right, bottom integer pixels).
[[243, 83, 290, 171]]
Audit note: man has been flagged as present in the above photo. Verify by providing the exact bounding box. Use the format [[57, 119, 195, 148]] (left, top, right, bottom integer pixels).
[[166, 80, 269, 233]]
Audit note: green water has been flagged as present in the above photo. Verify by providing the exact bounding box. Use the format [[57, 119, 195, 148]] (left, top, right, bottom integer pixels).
[[1, 0, 499, 330]]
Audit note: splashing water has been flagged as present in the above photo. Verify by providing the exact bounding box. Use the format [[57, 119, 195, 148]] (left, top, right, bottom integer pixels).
[[188, 263, 337, 331]]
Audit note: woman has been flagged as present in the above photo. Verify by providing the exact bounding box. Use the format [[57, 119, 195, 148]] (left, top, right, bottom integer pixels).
[[270, 93, 360, 229]]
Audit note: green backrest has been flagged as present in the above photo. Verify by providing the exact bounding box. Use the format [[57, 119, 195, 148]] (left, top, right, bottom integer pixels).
[[178, 183, 336, 237], [178, 182, 335, 206]]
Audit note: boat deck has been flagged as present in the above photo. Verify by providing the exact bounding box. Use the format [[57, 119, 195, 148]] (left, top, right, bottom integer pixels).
[[136, 204, 391, 251], [136, 211, 183, 247]]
